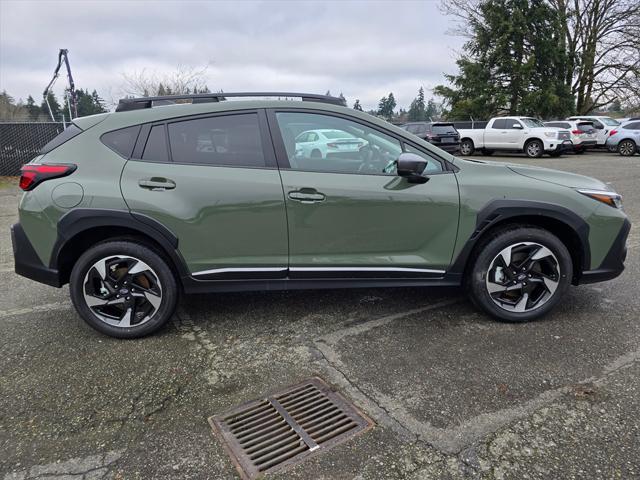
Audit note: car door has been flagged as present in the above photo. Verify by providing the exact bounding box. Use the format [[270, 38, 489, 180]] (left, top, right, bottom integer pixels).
[[503, 119, 525, 146], [268, 109, 460, 277], [120, 110, 288, 279], [484, 119, 507, 148]]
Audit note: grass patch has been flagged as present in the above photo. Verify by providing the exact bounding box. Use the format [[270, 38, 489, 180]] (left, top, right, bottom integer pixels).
[[0, 176, 19, 190]]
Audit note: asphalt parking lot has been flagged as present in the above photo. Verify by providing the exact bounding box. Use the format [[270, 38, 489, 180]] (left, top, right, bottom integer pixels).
[[1, 151, 639, 480]]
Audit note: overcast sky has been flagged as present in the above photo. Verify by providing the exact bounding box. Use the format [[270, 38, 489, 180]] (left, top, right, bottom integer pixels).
[[0, 0, 464, 111]]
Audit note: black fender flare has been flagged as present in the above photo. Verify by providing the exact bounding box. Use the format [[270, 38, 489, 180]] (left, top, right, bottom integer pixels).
[[448, 199, 591, 275], [51, 208, 190, 278]]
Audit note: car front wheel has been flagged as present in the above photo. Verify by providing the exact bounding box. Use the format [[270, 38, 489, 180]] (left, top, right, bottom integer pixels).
[[525, 140, 543, 158], [467, 227, 572, 322], [460, 139, 474, 155], [70, 240, 178, 338]]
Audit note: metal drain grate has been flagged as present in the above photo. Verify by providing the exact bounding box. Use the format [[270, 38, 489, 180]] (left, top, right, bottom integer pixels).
[[209, 377, 373, 479]]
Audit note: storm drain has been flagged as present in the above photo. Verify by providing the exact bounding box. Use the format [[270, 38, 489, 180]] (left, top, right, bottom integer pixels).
[[209, 377, 373, 479]]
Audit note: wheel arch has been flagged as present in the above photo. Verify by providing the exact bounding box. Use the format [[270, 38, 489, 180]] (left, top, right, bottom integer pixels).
[[449, 200, 590, 284], [52, 209, 190, 286]]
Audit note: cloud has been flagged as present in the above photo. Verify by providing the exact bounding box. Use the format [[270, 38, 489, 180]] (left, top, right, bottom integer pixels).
[[0, 0, 464, 110]]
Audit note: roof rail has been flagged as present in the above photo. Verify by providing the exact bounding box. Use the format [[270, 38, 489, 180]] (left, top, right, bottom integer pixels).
[[115, 92, 346, 112]]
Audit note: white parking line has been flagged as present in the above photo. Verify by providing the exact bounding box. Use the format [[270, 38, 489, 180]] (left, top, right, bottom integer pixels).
[[0, 301, 71, 319]]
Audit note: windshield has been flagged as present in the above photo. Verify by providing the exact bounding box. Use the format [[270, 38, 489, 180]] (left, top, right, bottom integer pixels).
[[521, 118, 545, 128]]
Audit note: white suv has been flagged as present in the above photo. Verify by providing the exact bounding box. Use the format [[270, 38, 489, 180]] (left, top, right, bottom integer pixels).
[[544, 120, 598, 153], [566, 116, 620, 147]]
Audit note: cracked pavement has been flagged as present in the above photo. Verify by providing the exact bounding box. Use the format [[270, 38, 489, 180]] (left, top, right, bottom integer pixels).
[[1, 152, 639, 479]]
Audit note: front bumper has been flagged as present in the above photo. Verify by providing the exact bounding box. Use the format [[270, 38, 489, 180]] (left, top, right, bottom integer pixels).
[[578, 218, 630, 284], [544, 139, 573, 153], [11, 223, 62, 287]]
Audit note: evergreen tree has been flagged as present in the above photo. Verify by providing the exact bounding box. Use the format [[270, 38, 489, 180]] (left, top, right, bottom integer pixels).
[[26, 95, 41, 120], [377, 92, 396, 119], [435, 0, 573, 119], [353, 99, 363, 111], [408, 87, 427, 121], [41, 92, 61, 120]]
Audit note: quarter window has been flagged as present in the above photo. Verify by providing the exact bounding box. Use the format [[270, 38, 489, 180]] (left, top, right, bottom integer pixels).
[[275, 112, 403, 175], [101, 125, 140, 158], [168, 113, 265, 167]]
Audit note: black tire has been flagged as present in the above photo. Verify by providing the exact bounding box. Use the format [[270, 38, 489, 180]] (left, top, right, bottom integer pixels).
[[467, 226, 572, 323], [618, 139, 637, 157], [460, 139, 475, 156], [524, 139, 544, 158], [481, 149, 494, 156], [70, 240, 178, 338]]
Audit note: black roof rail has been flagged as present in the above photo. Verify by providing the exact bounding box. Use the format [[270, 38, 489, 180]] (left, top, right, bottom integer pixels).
[[115, 92, 346, 112]]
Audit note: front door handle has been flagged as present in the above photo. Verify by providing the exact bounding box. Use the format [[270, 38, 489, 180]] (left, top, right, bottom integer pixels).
[[138, 178, 176, 191], [288, 188, 326, 203]]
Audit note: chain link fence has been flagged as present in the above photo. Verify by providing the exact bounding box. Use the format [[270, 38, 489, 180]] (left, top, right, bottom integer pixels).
[[0, 122, 65, 176]]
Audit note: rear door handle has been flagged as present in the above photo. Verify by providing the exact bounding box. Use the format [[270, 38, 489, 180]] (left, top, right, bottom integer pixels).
[[138, 178, 176, 191], [288, 189, 325, 203]]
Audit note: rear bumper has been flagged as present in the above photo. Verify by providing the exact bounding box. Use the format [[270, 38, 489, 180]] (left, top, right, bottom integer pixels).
[[436, 143, 461, 153], [11, 223, 62, 287], [577, 218, 630, 284], [574, 140, 597, 150]]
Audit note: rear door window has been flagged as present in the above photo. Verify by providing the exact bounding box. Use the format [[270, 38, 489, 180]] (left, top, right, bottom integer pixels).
[[142, 125, 169, 162], [168, 113, 266, 167], [492, 119, 506, 129]]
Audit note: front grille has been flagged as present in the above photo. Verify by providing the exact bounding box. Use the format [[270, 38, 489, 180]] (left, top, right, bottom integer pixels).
[[558, 130, 571, 141], [210, 377, 373, 479]]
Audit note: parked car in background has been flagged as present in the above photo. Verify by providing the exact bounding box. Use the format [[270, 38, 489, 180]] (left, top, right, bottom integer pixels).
[[294, 129, 367, 160], [400, 122, 460, 154], [457, 117, 572, 158], [544, 120, 597, 154], [566, 116, 620, 148], [606, 121, 640, 156]]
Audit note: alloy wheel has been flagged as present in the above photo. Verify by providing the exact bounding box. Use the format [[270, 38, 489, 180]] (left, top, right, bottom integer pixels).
[[618, 140, 636, 156], [460, 141, 473, 155], [83, 255, 163, 328], [526, 141, 541, 157], [485, 242, 560, 313]]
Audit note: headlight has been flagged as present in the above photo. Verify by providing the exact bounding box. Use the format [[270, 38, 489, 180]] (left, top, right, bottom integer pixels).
[[544, 132, 557, 139], [577, 189, 623, 209]]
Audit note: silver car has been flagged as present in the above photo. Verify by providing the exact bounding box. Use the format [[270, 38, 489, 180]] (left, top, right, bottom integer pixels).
[[606, 121, 640, 156]]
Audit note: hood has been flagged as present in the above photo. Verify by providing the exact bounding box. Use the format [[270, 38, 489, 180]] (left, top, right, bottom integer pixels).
[[507, 164, 610, 190]]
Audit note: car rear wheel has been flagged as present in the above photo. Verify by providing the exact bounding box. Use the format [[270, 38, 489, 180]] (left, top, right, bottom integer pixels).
[[618, 139, 637, 156], [460, 139, 475, 155], [525, 140, 543, 158], [467, 227, 572, 323], [70, 241, 178, 338]]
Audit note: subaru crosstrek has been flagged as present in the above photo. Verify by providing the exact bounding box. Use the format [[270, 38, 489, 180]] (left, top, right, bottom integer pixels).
[[12, 92, 630, 338]]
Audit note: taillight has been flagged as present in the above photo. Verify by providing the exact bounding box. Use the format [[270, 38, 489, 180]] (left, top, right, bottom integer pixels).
[[19, 164, 77, 191], [327, 143, 337, 148], [609, 129, 617, 136], [572, 129, 582, 135]]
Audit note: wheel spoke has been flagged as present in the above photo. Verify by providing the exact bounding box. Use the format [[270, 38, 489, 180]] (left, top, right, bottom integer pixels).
[[531, 246, 554, 261], [513, 293, 529, 312], [487, 282, 521, 294], [119, 308, 133, 327], [85, 295, 125, 307], [498, 245, 513, 268], [128, 259, 152, 275], [94, 259, 108, 280]]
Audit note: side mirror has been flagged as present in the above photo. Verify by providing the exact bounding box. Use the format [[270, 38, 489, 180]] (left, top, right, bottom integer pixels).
[[512, 123, 523, 129], [396, 153, 429, 184]]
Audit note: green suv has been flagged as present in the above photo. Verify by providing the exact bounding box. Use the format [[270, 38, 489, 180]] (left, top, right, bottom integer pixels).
[[12, 93, 630, 338]]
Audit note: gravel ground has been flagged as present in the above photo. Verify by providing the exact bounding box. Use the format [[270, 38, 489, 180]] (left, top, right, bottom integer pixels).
[[1, 151, 638, 480]]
